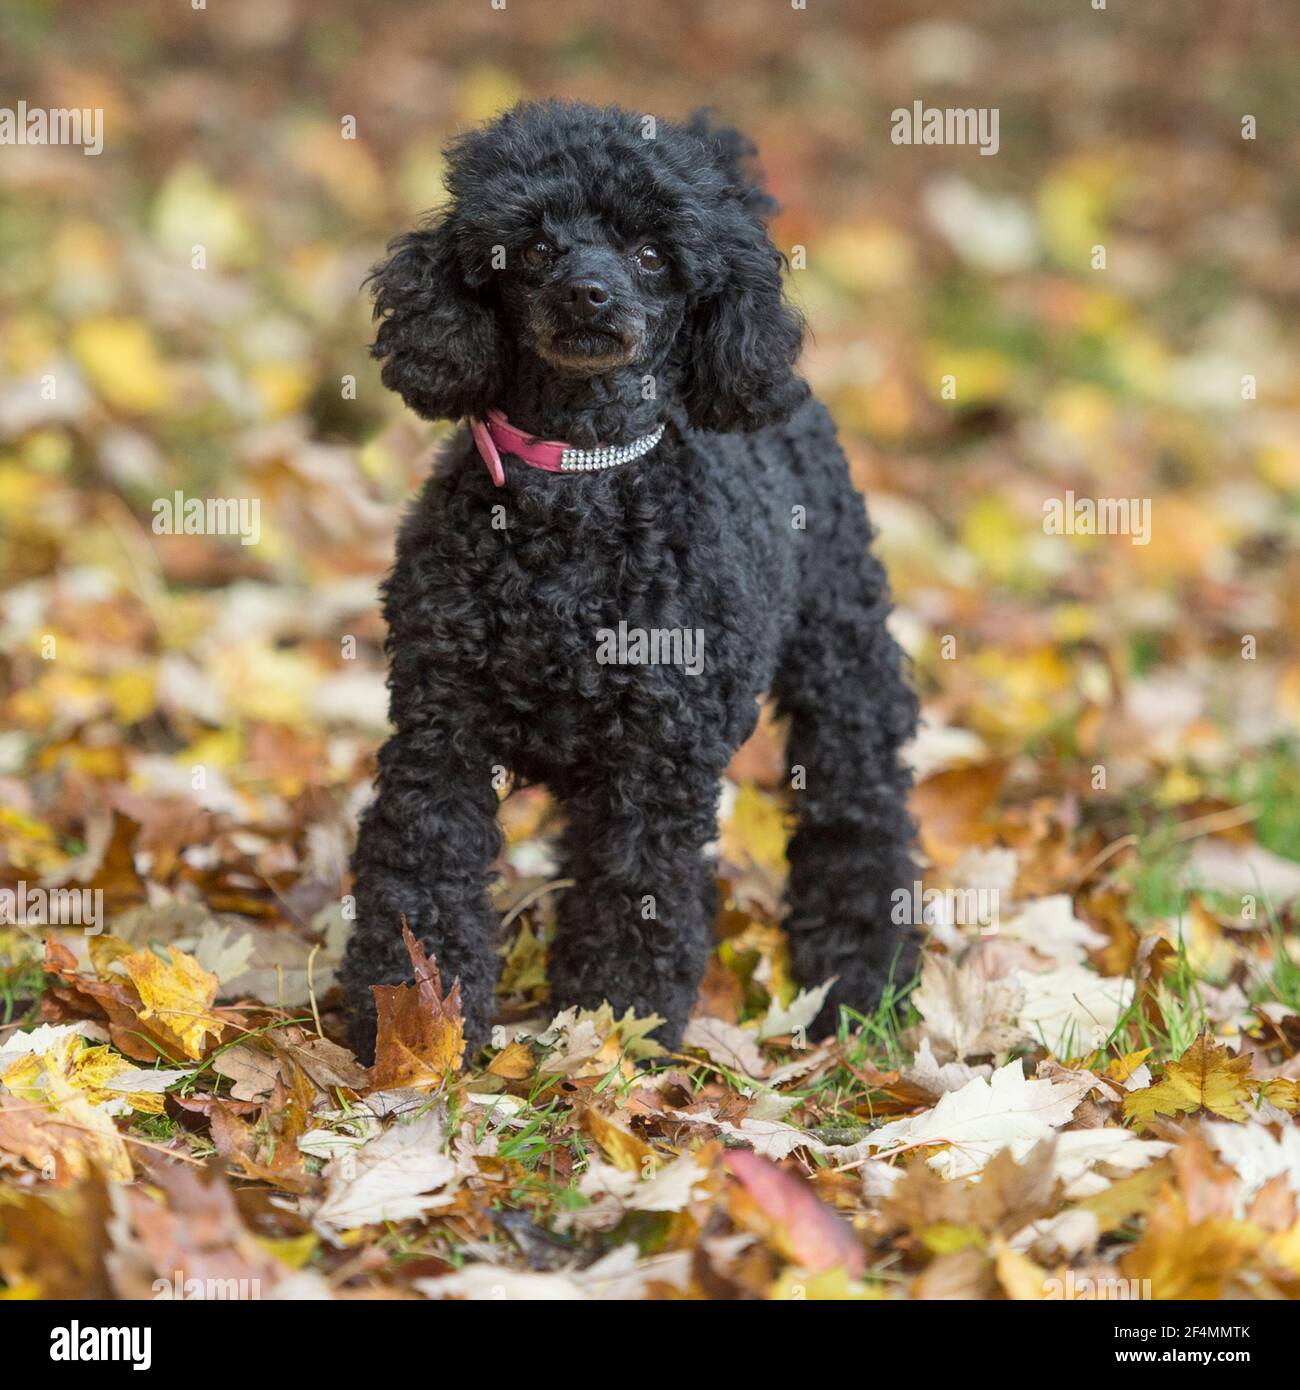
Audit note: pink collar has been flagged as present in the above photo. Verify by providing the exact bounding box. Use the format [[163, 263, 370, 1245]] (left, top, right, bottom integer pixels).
[[468, 409, 665, 487]]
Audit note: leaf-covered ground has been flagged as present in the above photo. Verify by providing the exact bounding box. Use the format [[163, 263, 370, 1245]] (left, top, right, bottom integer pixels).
[[2, 2, 1300, 1300]]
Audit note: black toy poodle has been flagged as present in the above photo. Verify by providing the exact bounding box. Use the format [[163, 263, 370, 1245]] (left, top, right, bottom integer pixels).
[[341, 100, 920, 1061]]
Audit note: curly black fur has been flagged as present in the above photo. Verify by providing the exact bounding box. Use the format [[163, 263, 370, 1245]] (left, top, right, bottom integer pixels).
[[341, 101, 920, 1061]]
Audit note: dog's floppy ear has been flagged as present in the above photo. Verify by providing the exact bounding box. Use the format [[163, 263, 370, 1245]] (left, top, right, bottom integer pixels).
[[367, 218, 501, 422], [679, 116, 808, 433]]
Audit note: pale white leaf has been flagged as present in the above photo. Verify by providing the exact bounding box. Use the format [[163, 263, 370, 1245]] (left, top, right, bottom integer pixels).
[[316, 1109, 457, 1230], [191, 922, 255, 986], [558, 1153, 710, 1233], [1016, 964, 1133, 1052], [902, 1037, 992, 1098], [99, 1067, 189, 1093], [683, 1016, 768, 1077], [998, 895, 1106, 966], [1206, 1121, 1300, 1210], [913, 952, 1027, 1061], [756, 980, 834, 1041], [869, 1059, 1090, 1179]]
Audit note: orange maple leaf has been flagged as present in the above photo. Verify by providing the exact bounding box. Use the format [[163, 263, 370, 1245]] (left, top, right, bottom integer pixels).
[[367, 923, 466, 1091]]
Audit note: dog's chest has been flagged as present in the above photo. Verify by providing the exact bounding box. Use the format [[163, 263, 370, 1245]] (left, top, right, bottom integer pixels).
[[486, 507, 717, 698], [408, 445, 797, 771]]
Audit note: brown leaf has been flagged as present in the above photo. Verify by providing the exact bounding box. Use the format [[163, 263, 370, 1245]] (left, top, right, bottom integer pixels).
[[279, 1034, 368, 1093], [882, 1141, 1061, 1240], [913, 1247, 998, 1299], [1171, 1132, 1242, 1225], [112, 1157, 289, 1298], [367, 923, 466, 1091], [909, 761, 1006, 869], [0, 1173, 112, 1297], [211, 1043, 282, 1102]]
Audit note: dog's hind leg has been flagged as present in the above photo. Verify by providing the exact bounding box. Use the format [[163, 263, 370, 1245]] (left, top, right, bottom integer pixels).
[[341, 719, 503, 1064], [772, 491, 921, 1037]]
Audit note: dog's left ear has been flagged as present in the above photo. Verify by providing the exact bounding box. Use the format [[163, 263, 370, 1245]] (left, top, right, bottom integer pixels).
[[679, 118, 808, 433]]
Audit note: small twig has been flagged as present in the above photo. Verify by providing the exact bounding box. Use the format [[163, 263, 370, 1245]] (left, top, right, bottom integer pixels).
[[306, 942, 324, 1039], [831, 1135, 984, 1173], [1169, 802, 1259, 842], [499, 878, 575, 933], [1071, 834, 1138, 889]]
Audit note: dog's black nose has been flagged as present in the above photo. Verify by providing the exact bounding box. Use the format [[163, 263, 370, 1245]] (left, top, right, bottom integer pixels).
[[563, 277, 612, 320]]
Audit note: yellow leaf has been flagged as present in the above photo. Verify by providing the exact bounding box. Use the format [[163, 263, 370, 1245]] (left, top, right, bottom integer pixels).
[[959, 495, 1034, 583], [1037, 158, 1113, 266], [1124, 1034, 1256, 1128], [583, 1107, 655, 1174], [1122, 1191, 1262, 1299], [249, 360, 313, 420], [3, 1034, 168, 1116], [254, 1233, 319, 1271], [721, 784, 790, 873], [1079, 1162, 1170, 1236], [107, 667, 157, 725], [769, 1267, 888, 1301], [218, 643, 315, 725], [1267, 1220, 1300, 1276], [993, 1242, 1049, 1300], [70, 317, 171, 415], [1104, 1048, 1152, 1085], [926, 347, 1012, 407], [152, 163, 257, 268], [176, 727, 244, 772], [119, 945, 224, 1060], [920, 1223, 985, 1255], [497, 920, 547, 996], [486, 1039, 534, 1081], [1263, 1078, 1300, 1114]]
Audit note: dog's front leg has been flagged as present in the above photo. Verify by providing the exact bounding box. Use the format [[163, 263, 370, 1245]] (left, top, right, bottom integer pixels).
[[341, 723, 503, 1062], [546, 763, 722, 1048]]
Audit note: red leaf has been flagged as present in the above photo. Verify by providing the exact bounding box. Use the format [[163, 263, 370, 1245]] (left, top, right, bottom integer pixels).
[[725, 1149, 865, 1275]]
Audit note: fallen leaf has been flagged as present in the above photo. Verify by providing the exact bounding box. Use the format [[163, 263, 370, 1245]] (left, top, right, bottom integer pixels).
[[367, 924, 465, 1091], [315, 1108, 458, 1231], [118, 945, 225, 1060], [912, 951, 1027, 1062], [682, 1016, 768, 1077], [870, 1059, 1091, 1179], [725, 1150, 865, 1275], [1124, 1034, 1256, 1128], [755, 980, 834, 1042]]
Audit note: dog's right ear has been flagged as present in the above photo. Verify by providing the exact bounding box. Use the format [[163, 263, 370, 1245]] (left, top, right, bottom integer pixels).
[[367, 219, 501, 422]]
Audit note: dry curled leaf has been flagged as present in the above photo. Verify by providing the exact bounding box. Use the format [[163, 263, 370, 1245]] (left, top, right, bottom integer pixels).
[[367, 924, 466, 1092]]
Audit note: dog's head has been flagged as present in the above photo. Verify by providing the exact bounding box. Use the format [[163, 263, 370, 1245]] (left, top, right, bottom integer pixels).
[[368, 101, 807, 433]]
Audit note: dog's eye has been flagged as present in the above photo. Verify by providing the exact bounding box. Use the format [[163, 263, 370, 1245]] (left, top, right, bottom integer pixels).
[[634, 244, 665, 272], [523, 239, 554, 267]]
